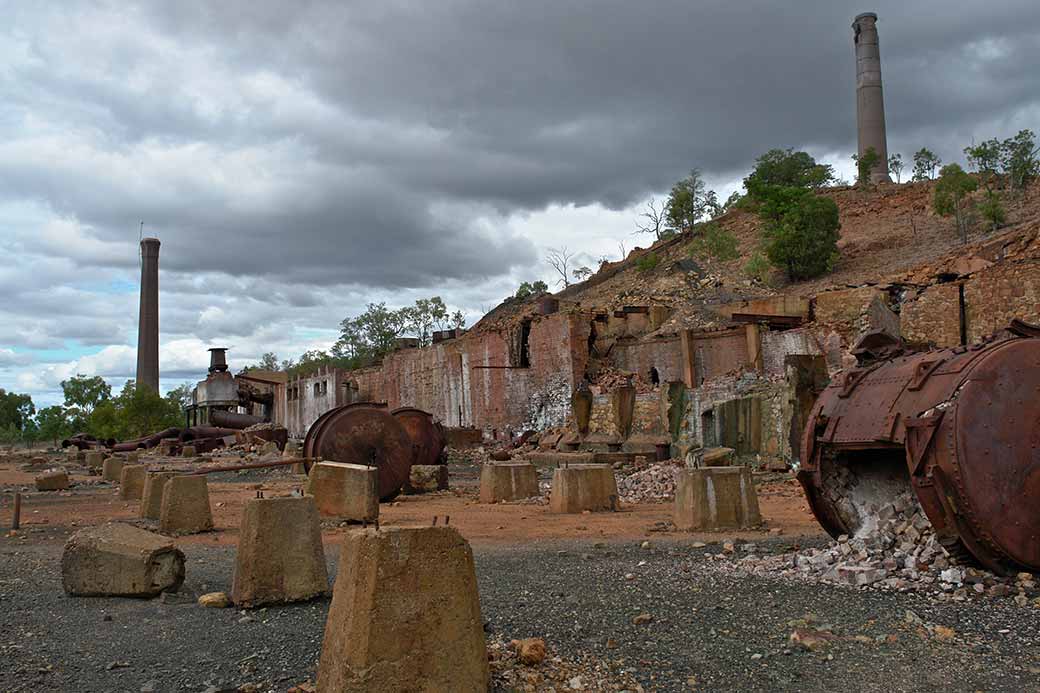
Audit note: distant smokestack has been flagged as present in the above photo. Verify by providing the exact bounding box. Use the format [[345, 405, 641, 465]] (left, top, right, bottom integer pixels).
[[853, 12, 891, 183], [136, 237, 161, 392], [208, 348, 229, 374]]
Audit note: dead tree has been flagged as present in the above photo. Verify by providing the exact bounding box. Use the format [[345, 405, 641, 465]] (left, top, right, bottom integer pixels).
[[546, 246, 575, 288]]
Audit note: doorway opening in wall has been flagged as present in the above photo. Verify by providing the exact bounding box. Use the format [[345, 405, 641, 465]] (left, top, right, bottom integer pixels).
[[649, 366, 660, 385], [519, 320, 531, 368], [701, 408, 716, 448]]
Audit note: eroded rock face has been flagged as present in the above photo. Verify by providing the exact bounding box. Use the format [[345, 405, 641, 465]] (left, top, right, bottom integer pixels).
[[61, 523, 185, 597], [317, 527, 489, 692]]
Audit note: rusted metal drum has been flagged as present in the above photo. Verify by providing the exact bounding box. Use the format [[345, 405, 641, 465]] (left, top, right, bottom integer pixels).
[[303, 404, 413, 500], [391, 407, 447, 467], [798, 326, 1040, 574]]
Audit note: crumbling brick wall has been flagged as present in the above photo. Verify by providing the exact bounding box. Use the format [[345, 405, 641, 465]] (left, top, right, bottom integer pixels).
[[964, 258, 1040, 341], [900, 282, 961, 347], [610, 335, 682, 384]]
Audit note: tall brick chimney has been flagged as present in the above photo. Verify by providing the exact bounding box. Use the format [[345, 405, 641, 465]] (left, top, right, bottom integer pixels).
[[136, 237, 161, 392], [853, 12, 891, 183]]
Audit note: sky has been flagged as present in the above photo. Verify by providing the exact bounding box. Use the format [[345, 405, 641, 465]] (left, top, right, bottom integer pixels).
[[3, 0, 1040, 407]]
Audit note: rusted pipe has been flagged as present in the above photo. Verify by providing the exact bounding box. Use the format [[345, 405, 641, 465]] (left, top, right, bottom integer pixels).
[[210, 410, 267, 430], [12, 492, 21, 530]]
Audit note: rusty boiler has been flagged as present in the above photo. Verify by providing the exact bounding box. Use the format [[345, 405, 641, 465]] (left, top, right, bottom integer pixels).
[[798, 322, 1040, 574]]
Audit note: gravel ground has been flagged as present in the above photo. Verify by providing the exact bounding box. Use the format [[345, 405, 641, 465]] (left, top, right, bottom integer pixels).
[[2, 530, 1039, 692]]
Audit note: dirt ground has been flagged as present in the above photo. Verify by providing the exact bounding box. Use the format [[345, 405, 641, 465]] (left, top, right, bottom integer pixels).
[[3, 456, 1039, 692]]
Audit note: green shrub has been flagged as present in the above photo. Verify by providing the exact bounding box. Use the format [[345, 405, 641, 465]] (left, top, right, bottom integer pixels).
[[635, 252, 660, 272], [762, 194, 840, 280], [690, 222, 739, 262], [743, 252, 771, 283]]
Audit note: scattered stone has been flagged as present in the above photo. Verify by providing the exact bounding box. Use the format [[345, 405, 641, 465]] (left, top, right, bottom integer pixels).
[[198, 592, 230, 608], [631, 613, 653, 625], [512, 637, 547, 665]]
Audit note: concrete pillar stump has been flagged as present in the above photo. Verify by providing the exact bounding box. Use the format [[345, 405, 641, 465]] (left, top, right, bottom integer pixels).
[[62, 522, 184, 597], [159, 475, 214, 535], [102, 457, 124, 482], [316, 527, 489, 692], [84, 450, 105, 470], [674, 466, 762, 531], [231, 496, 328, 607], [549, 464, 618, 513], [480, 462, 539, 503], [306, 462, 378, 522], [35, 469, 69, 491], [406, 465, 449, 493], [140, 471, 178, 520], [119, 465, 147, 500]]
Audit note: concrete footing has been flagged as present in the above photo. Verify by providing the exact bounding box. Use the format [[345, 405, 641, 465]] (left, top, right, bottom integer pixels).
[[674, 466, 761, 531], [84, 450, 105, 471], [306, 462, 378, 522], [35, 469, 69, 491], [159, 475, 214, 535], [316, 527, 489, 692], [527, 451, 595, 468], [61, 522, 185, 597], [140, 471, 177, 520], [119, 465, 147, 501], [231, 496, 328, 607], [406, 465, 448, 493], [102, 457, 124, 482], [549, 464, 618, 513], [479, 462, 539, 503]]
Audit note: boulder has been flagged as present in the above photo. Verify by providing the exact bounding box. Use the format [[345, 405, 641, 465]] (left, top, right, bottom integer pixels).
[[119, 464, 147, 501], [231, 496, 328, 607], [479, 462, 539, 503], [159, 475, 214, 535], [549, 464, 619, 513], [306, 462, 378, 522], [316, 527, 488, 692], [140, 471, 178, 520], [35, 469, 69, 491], [405, 465, 448, 493], [102, 456, 124, 482], [674, 466, 762, 531], [61, 522, 185, 597]]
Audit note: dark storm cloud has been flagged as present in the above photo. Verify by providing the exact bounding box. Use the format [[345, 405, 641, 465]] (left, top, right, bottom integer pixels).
[[5, 0, 1040, 293]]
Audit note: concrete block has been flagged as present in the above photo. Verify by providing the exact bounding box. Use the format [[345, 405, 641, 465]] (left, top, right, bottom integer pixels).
[[61, 522, 185, 597], [35, 469, 69, 491], [140, 471, 178, 520], [119, 464, 147, 501], [674, 466, 762, 531], [306, 462, 378, 522], [84, 450, 105, 470], [159, 475, 214, 535], [527, 451, 595, 468], [702, 447, 736, 467], [231, 496, 328, 607], [102, 456, 124, 482], [406, 464, 448, 493], [126, 451, 140, 464], [181, 445, 196, 458], [479, 462, 539, 503], [316, 527, 488, 692], [549, 464, 619, 513]]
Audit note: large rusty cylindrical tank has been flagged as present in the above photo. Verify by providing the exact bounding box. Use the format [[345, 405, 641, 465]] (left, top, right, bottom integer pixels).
[[303, 404, 413, 501], [797, 323, 1040, 574], [391, 407, 447, 467]]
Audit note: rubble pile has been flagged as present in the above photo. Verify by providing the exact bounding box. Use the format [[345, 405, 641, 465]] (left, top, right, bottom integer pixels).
[[616, 462, 682, 504], [721, 490, 1040, 603], [487, 636, 643, 692]]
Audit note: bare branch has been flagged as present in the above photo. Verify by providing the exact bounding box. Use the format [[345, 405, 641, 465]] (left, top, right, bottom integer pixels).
[[546, 246, 575, 288], [634, 197, 666, 239]]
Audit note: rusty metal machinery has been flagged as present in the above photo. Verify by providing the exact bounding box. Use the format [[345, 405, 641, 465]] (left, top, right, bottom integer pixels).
[[391, 407, 447, 467], [798, 322, 1040, 574], [303, 404, 414, 500]]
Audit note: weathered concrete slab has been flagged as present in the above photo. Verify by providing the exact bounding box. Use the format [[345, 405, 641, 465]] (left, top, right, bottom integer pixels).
[[102, 456, 124, 482], [306, 462, 378, 522], [231, 496, 328, 607], [549, 464, 619, 513], [159, 475, 214, 535], [316, 527, 488, 692], [61, 522, 185, 597], [479, 462, 539, 503], [35, 469, 69, 491], [674, 465, 762, 531], [527, 451, 596, 468], [140, 471, 177, 520], [405, 464, 448, 493], [118, 464, 147, 501]]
